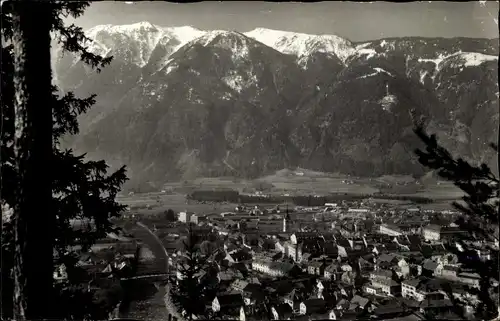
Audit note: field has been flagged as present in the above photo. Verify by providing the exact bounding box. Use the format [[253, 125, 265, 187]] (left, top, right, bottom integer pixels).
[[117, 193, 239, 215], [117, 169, 464, 215], [257, 169, 379, 195]]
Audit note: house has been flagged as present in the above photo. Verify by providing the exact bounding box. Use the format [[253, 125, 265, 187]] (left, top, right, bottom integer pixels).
[[439, 227, 468, 241], [380, 313, 425, 321], [423, 225, 468, 243], [447, 282, 479, 303], [190, 214, 208, 225], [457, 272, 481, 288], [336, 237, 351, 258], [284, 241, 302, 262], [301, 239, 325, 257], [372, 302, 406, 320], [261, 238, 278, 251], [420, 243, 446, 257], [281, 288, 298, 309], [348, 208, 370, 215], [369, 269, 401, 296], [212, 294, 246, 321], [348, 238, 366, 251], [380, 224, 403, 237], [363, 284, 381, 296], [178, 211, 195, 223], [348, 295, 372, 313], [438, 264, 460, 279], [358, 257, 375, 275], [231, 279, 249, 292], [394, 258, 411, 279], [377, 253, 393, 268], [341, 271, 355, 286], [301, 252, 312, 263], [271, 303, 293, 320], [307, 261, 326, 276], [340, 263, 353, 272], [212, 294, 243, 311], [335, 297, 350, 311], [406, 235, 423, 251], [291, 232, 322, 245], [418, 299, 454, 316], [53, 263, 68, 282], [421, 259, 439, 277], [324, 263, 340, 280], [251, 259, 301, 277], [242, 283, 265, 306], [299, 299, 336, 319], [376, 253, 410, 278], [323, 241, 339, 257], [315, 279, 325, 296], [241, 232, 259, 247], [401, 277, 445, 301], [422, 225, 441, 241]]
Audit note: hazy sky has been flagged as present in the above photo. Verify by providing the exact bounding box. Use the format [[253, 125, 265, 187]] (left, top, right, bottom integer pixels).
[[72, 1, 499, 42]]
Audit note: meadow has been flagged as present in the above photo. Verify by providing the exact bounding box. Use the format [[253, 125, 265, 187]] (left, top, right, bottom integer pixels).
[[117, 168, 463, 215]]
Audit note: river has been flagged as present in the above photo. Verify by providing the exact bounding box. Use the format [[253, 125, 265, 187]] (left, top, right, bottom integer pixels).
[[120, 221, 181, 321]]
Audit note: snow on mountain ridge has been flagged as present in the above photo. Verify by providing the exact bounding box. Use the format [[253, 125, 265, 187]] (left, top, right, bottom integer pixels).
[[450, 52, 498, 67], [84, 23, 207, 67], [244, 27, 355, 64], [81, 22, 496, 73], [417, 51, 497, 82], [163, 25, 206, 44]]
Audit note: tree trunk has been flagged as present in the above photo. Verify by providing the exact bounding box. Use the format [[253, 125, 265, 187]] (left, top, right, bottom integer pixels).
[[11, 2, 54, 319]]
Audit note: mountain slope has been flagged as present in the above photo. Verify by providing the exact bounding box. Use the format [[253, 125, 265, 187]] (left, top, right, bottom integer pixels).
[[55, 23, 499, 183]]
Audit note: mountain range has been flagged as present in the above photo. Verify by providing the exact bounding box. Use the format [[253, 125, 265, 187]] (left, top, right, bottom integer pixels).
[[54, 22, 499, 185]]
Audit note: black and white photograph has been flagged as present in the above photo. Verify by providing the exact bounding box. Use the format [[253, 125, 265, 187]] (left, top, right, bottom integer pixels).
[[1, 1, 499, 321]]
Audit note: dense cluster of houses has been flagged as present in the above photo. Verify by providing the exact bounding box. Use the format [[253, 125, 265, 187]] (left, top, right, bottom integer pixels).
[[53, 227, 140, 290], [150, 201, 499, 321]]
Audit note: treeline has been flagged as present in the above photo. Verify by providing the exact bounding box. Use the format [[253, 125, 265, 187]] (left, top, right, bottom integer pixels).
[[187, 190, 240, 202], [291, 194, 433, 206], [187, 190, 434, 205]]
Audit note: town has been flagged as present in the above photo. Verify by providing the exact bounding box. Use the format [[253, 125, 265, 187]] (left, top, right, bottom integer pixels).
[[60, 190, 500, 321]]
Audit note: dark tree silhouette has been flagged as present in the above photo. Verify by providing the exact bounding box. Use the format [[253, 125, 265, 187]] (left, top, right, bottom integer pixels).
[[164, 208, 177, 221], [414, 125, 499, 320], [170, 224, 215, 321], [1, 2, 126, 320]]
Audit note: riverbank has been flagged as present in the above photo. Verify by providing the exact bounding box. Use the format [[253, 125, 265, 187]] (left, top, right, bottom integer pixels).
[[164, 283, 186, 321], [126, 283, 170, 321]]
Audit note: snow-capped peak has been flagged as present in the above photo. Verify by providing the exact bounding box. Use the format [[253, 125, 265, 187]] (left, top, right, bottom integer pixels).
[[244, 27, 355, 64], [196, 30, 247, 45], [187, 30, 256, 62], [83, 23, 208, 68], [163, 25, 205, 41], [86, 21, 160, 39]]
